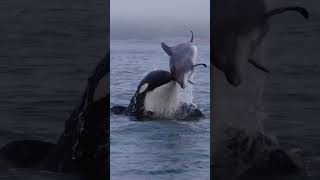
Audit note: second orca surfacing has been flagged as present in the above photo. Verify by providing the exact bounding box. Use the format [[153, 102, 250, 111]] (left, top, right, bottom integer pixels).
[[111, 31, 207, 120]]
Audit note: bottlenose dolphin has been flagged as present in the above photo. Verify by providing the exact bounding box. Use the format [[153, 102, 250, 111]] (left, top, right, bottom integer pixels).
[[161, 31, 207, 89], [213, 0, 309, 86]]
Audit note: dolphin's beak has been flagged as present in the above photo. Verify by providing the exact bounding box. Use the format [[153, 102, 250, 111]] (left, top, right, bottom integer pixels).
[[171, 73, 186, 89], [173, 78, 186, 89], [178, 81, 186, 89]]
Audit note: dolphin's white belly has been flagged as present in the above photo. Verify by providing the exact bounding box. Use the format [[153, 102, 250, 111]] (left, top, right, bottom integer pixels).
[[144, 81, 180, 118]]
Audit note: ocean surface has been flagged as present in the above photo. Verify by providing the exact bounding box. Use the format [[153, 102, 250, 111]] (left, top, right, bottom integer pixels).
[[264, 16, 320, 178], [0, 0, 319, 179], [110, 38, 211, 180], [0, 0, 107, 179]]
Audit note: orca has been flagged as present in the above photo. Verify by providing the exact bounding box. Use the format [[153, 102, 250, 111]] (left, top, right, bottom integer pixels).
[[213, 0, 309, 86], [0, 54, 109, 179], [127, 70, 178, 119], [111, 32, 206, 120], [111, 70, 203, 120]]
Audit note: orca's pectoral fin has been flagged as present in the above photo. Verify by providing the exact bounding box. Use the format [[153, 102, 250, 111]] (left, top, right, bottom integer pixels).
[[111, 106, 128, 115], [0, 140, 55, 168], [248, 59, 270, 73]]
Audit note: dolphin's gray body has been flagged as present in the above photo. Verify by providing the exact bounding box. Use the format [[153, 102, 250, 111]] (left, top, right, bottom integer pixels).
[[213, 0, 309, 86], [161, 31, 206, 88]]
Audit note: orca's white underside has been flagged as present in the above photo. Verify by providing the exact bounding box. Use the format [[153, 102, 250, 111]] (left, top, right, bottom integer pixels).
[[144, 81, 181, 118]]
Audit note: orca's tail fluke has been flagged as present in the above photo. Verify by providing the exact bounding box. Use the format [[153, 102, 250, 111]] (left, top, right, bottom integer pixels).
[[265, 6, 309, 19], [111, 106, 128, 115]]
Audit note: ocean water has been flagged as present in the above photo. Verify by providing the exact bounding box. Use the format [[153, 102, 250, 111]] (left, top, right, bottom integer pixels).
[[110, 38, 210, 180], [264, 17, 320, 178], [0, 0, 319, 179], [213, 5, 320, 178]]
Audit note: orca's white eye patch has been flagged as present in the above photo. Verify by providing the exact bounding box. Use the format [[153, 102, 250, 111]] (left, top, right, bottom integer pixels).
[[139, 83, 149, 94], [93, 74, 108, 101]]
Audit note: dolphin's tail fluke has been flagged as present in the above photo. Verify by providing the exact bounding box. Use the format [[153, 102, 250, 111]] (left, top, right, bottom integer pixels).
[[190, 31, 194, 43], [264, 6, 309, 19]]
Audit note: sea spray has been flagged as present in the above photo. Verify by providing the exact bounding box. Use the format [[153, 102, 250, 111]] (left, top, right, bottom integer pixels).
[[141, 69, 198, 119], [212, 40, 306, 179], [212, 62, 267, 179]]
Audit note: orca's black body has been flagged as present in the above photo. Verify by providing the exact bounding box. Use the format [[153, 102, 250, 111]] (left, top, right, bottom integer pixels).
[[127, 70, 172, 119], [111, 70, 172, 119], [111, 70, 204, 120]]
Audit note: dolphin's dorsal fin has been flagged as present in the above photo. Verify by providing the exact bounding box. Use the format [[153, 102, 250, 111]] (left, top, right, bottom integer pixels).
[[190, 30, 194, 43], [161, 42, 173, 56]]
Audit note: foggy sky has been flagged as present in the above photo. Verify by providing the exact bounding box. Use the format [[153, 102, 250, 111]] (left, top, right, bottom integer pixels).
[[110, 0, 210, 39]]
